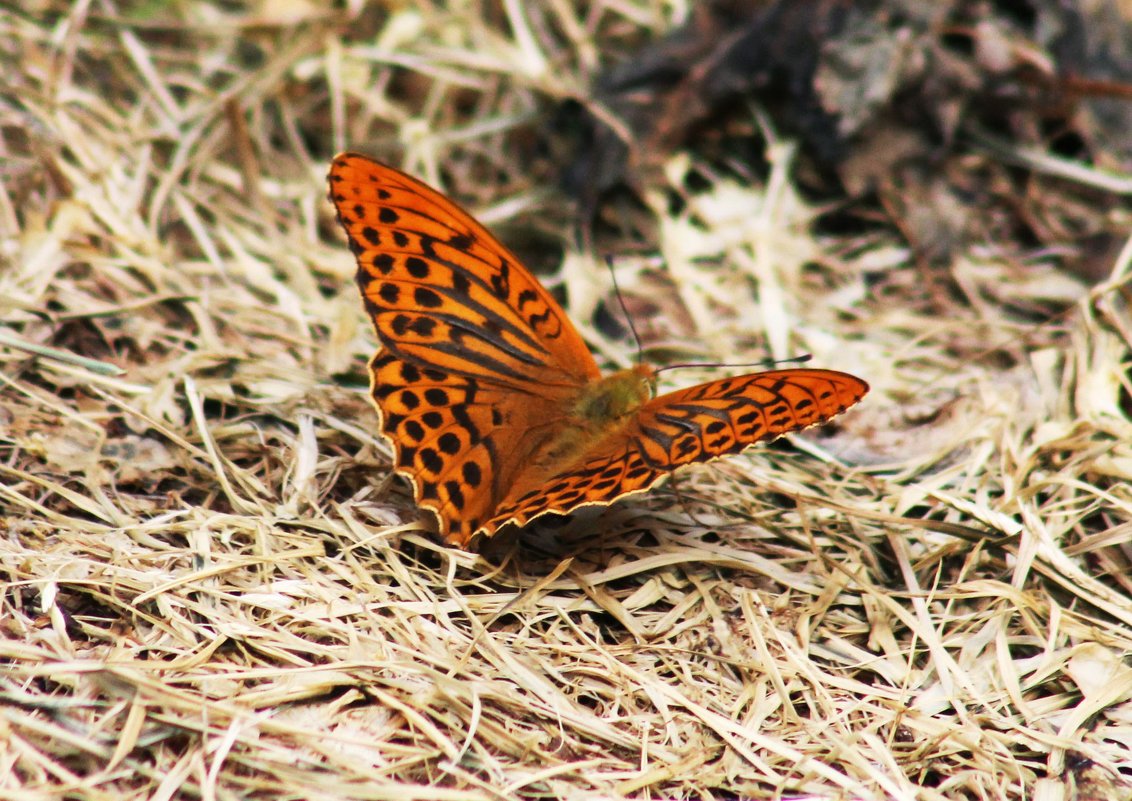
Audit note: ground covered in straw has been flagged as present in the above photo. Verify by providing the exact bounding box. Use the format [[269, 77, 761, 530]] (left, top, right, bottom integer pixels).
[[3, 3, 1131, 800]]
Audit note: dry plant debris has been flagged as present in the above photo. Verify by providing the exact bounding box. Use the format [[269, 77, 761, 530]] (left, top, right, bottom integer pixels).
[[2, 3, 1131, 800]]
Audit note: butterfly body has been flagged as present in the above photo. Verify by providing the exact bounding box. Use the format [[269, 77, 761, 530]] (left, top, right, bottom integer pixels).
[[329, 153, 868, 549], [569, 364, 655, 428]]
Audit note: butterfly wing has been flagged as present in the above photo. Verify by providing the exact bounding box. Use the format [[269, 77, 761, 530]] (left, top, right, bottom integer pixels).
[[329, 153, 600, 389], [329, 153, 602, 545], [481, 369, 869, 536], [368, 348, 577, 546]]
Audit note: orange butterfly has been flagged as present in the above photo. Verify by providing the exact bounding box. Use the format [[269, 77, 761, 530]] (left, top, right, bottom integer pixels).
[[328, 153, 868, 549]]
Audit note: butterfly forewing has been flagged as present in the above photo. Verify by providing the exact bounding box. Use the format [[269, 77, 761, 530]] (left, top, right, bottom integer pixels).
[[630, 369, 869, 467], [329, 154, 600, 389], [481, 369, 868, 537]]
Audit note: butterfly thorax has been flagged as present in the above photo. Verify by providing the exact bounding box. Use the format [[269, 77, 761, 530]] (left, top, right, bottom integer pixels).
[[527, 365, 655, 469], [572, 365, 656, 424]]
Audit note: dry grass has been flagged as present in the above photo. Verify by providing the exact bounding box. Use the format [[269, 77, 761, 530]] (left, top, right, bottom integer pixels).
[[3, 3, 1132, 800]]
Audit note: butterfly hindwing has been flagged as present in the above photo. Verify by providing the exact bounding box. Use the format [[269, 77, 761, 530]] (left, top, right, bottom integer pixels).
[[369, 348, 580, 546]]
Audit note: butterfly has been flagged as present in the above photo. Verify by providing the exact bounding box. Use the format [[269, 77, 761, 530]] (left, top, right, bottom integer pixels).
[[328, 153, 868, 549]]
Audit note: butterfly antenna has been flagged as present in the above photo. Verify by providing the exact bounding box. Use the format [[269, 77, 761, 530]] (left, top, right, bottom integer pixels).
[[654, 354, 813, 375], [604, 254, 645, 364]]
